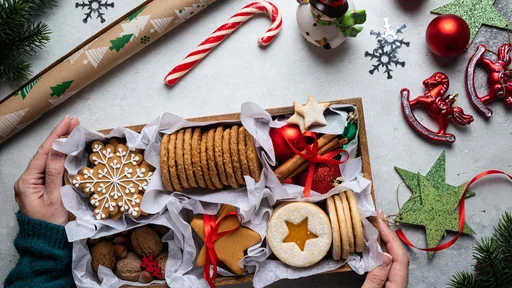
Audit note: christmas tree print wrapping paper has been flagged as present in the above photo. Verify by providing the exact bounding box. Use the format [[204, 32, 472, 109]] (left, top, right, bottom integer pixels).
[[0, 0, 216, 145]]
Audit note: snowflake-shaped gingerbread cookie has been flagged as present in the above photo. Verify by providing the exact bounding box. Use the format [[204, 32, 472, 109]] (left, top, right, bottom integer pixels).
[[72, 140, 153, 220]]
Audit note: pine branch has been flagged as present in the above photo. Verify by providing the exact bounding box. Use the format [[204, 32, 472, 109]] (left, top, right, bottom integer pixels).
[[473, 237, 500, 287], [0, 56, 31, 82], [449, 212, 512, 288], [24, 0, 58, 17], [0, 0, 57, 82], [8, 21, 51, 58], [0, 1, 29, 39], [448, 271, 477, 288]]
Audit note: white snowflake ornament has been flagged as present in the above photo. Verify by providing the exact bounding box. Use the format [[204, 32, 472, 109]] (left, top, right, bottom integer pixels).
[[72, 140, 153, 220]]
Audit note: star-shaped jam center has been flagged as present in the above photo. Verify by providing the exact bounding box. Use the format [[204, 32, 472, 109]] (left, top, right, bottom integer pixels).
[[283, 217, 318, 251]]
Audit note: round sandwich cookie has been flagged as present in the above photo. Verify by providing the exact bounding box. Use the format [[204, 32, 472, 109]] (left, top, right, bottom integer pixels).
[[222, 128, 239, 189], [176, 129, 190, 189], [238, 127, 250, 178], [183, 128, 198, 188], [200, 130, 216, 190], [191, 128, 207, 188], [206, 128, 223, 189], [334, 194, 350, 260], [168, 133, 183, 191], [229, 125, 245, 185], [160, 134, 174, 192], [267, 202, 332, 268], [340, 191, 355, 252], [214, 126, 229, 186], [346, 190, 365, 253], [326, 196, 341, 260]]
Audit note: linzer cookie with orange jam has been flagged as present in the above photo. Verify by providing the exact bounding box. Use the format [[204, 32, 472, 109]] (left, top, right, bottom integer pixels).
[[159, 125, 262, 192], [266, 202, 332, 267], [72, 140, 154, 220]]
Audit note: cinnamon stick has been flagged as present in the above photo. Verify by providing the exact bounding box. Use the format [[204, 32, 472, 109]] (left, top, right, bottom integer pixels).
[[274, 134, 337, 180], [283, 138, 348, 181]]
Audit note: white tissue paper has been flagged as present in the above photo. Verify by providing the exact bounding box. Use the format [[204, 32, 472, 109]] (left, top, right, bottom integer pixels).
[[53, 126, 176, 287]]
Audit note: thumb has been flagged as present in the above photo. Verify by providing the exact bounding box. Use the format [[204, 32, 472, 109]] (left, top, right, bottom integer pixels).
[[362, 253, 393, 288], [45, 149, 66, 197]]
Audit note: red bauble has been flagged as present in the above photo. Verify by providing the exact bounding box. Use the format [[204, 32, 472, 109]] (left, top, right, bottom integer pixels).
[[426, 14, 470, 57], [270, 124, 304, 162], [295, 163, 341, 194]]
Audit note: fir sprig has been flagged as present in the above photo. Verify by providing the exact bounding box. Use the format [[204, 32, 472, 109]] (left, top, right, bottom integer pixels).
[[449, 212, 512, 288], [0, 0, 57, 82]]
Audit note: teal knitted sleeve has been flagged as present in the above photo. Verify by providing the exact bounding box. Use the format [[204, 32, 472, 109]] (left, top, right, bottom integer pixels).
[[4, 212, 74, 288]]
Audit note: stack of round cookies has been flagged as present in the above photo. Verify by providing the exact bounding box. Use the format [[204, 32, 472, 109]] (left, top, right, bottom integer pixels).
[[160, 125, 262, 192], [326, 190, 364, 260]]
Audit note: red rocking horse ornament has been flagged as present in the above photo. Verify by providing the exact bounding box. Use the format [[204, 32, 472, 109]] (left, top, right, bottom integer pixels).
[[400, 72, 474, 143], [465, 43, 512, 118]]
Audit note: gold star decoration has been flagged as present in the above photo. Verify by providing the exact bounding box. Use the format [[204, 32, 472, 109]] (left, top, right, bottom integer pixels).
[[283, 217, 319, 251], [287, 95, 329, 132]]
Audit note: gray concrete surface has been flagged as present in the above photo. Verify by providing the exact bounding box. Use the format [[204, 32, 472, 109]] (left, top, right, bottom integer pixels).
[[1, 0, 512, 287]]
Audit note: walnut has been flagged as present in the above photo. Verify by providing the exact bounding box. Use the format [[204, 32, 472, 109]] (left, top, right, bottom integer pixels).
[[131, 227, 162, 257], [90, 241, 115, 272], [116, 252, 142, 281], [156, 252, 168, 279]]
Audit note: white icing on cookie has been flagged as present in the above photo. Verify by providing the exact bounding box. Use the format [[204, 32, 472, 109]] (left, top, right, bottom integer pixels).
[[72, 142, 153, 220]]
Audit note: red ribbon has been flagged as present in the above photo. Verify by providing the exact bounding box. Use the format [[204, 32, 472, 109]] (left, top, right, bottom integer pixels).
[[285, 131, 348, 197], [203, 211, 241, 288], [396, 170, 512, 252]]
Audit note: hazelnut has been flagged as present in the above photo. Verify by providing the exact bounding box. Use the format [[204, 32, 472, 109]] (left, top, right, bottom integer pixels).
[[113, 245, 128, 259], [90, 241, 115, 272], [113, 235, 130, 246], [88, 238, 100, 245], [155, 252, 168, 279], [138, 270, 154, 283], [131, 227, 162, 257], [153, 225, 171, 238], [116, 252, 142, 281]]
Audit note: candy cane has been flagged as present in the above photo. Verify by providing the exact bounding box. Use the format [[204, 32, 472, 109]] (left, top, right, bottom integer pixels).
[[164, 0, 282, 86]]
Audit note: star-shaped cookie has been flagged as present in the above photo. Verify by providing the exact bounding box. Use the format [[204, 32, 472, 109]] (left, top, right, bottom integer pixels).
[[287, 101, 307, 132], [287, 95, 329, 132], [191, 205, 261, 275], [432, 0, 508, 44]]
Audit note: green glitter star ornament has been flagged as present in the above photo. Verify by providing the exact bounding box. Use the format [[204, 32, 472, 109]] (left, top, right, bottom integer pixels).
[[432, 0, 508, 44], [394, 151, 476, 258]]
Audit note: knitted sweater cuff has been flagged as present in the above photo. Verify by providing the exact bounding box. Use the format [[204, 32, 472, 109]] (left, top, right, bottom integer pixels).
[[16, 211, 70, 249]]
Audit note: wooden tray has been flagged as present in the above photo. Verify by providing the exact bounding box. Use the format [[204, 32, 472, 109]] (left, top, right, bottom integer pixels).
[[105, 98, 375, 286]]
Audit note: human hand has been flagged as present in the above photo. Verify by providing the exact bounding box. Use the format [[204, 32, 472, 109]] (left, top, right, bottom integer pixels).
[[14, 116, 80, 226], [362, 210, 409, 288]]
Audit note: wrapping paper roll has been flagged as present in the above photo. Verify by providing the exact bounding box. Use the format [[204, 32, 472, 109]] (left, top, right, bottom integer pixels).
[[0, 0, 216, 144]]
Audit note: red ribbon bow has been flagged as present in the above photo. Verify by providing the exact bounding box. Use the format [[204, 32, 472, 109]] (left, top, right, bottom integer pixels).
[[396, 170, 512, 252], [286, 131, 348, 197], [203, 211, 241, 288]]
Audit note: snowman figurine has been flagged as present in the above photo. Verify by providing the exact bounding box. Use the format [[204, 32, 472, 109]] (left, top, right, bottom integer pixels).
[[296, 0, 366, 50]]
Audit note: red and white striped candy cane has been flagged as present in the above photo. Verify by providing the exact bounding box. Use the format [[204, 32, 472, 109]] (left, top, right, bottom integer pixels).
[[164, 0, 282, 86]]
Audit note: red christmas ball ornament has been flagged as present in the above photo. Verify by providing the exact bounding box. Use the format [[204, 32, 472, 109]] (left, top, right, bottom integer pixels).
[[295, 163, 341, 194], [270, 124, 304, 162], [426, 14, 470, 57]]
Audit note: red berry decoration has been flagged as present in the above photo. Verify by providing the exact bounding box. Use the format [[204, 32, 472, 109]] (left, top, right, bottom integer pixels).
[[141, 255, 162, 278], [269, 124, 304, 162], [426, 14, 470, 57], [295, 163, 341, 194]]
